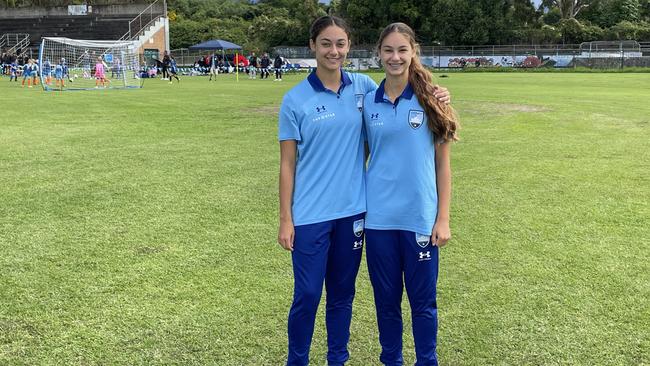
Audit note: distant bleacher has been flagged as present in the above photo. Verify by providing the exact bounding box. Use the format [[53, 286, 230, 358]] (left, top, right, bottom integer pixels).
[[0, 15, 131, 40], [0, 1, 163, 58]]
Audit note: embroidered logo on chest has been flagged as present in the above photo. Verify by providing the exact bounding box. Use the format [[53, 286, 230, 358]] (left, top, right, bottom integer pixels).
[[355, 94, 364, 112], [408, 110, 425, 129], [368, 112, 383, 127], [312, 104, 335, 122]]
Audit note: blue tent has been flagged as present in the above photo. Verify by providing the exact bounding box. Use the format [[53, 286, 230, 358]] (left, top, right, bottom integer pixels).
[[189, 39, 243, 51]]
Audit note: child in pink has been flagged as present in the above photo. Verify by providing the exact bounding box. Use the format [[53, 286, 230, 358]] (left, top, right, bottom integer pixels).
[[95, 57, 106, 88]]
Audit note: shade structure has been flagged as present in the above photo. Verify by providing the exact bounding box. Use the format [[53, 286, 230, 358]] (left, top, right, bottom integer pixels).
[[188, 39, 243, 51]]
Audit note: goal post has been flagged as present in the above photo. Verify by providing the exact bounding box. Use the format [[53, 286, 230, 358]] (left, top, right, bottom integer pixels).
[[39, 37, 143, 91]]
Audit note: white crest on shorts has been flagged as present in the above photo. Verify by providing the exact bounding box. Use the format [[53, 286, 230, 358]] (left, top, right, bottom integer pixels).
[[409, 110, 424, 129], [416, 233, 430, 248], [353, 219, 364, 237]]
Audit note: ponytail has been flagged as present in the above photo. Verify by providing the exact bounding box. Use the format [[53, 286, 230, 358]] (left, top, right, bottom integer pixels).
[[408, 55, 459, 143]]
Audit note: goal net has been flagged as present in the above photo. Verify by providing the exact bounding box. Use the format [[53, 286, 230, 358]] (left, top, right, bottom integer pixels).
[[39, 37, 143, 91]]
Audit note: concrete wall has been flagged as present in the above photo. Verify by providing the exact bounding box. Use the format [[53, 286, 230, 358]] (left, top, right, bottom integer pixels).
[[571, 56, 650, 68], [0, 3, 161, 18], [139, 23, 166, 58]]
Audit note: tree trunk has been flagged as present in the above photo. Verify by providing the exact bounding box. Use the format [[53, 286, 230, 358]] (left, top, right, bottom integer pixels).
[[554, 0, 588, 19]]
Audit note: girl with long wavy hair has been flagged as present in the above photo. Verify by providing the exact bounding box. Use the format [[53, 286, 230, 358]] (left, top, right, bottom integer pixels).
[[362, 22, 460, 365]]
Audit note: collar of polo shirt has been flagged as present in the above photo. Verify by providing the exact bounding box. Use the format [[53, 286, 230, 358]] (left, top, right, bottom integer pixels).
[[374, 79, 414, 106], [307, 69, 352, 94]]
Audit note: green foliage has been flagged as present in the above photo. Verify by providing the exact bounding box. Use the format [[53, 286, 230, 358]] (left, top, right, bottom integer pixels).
[[558, 17, 604, 42], [512, 24, 562, 44], [579, 0, 642, 27], [167, 0, 323, 50], [512, 0, 538, 26], [642, 0, 650, 21], [543, 7, 563, 25], [605, 19, 650, 39]]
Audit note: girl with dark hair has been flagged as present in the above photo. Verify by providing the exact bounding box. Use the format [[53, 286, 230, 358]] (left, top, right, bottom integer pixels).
[[273, 54, 284, 81], [277, 16, 451, 366], [362, 22, 460, 365]]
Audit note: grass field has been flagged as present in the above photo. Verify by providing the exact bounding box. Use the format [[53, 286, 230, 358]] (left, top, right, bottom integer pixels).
[[1, 71, 649, 365]]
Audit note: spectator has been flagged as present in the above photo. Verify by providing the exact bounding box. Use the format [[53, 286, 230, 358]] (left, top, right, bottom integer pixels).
[[248, 52, 258, 79], [260, 53, 270, 79], [273, 54, 284, 81], [209, 53, 218, 81]]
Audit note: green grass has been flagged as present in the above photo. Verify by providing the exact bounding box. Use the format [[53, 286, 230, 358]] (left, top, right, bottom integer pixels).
[[1, 72, 648, 365]]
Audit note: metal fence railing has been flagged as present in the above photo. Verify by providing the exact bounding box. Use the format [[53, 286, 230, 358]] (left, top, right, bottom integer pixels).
[[118, 0, 166, 42], [267, 41, 649, 69], [167, 41, 649, 70], [0, 33, 30, 58]]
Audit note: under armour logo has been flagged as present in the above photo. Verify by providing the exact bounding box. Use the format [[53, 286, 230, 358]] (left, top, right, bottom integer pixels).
[[371, 113, 379, 119], [353, 240, 363, 250], [316, 105, 326, 113], [419, 251, 431, 260]]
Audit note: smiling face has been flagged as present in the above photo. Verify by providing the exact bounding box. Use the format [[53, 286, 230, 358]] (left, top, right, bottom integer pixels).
[[379, 31, 415, 79], [310, 25, 350, 73]]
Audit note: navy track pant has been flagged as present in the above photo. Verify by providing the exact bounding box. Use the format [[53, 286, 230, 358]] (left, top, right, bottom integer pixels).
[[287, 213, 365, 366], [366, 229, 439, 366]]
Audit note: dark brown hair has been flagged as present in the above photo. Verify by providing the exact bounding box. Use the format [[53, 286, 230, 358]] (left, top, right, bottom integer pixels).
[[310, 16, 351, 42], [377, 23, 459, 143]]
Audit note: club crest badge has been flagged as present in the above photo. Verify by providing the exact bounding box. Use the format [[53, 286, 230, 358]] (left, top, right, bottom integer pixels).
[[415, 233, 430, 248], [353, 219, 364, 237], [355, 94, 364, 112], [408, 110, 425, 129]]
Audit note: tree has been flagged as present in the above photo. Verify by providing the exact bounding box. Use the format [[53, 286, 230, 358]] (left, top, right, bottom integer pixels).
[[512, 0, 538, 26], [642, 0, 650, 21], [334, 0, 389, 44], [554, 0, 590, 18], [579, 0, 641, 27], [610, 0, 641, 23]]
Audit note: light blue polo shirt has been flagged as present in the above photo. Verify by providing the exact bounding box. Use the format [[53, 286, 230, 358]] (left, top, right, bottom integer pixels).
[[363, 79, 438, 235], [279, 70, 378, 226]]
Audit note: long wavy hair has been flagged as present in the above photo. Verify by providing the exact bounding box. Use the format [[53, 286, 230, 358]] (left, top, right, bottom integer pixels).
[[377, 23, 459, 143]]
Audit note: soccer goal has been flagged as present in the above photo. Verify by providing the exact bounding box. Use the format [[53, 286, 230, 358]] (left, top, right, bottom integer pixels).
[[39, 37, 143, 91]]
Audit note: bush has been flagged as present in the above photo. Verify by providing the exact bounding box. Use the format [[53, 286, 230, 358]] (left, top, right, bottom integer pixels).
[[559, 18, 604, 43], [606, 20, 650, 40]]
